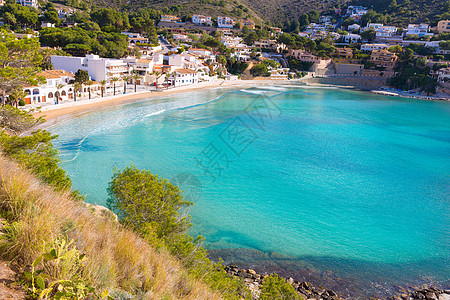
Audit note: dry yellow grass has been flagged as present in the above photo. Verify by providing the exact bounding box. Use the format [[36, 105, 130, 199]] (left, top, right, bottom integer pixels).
[[0, 155, 223, 299]]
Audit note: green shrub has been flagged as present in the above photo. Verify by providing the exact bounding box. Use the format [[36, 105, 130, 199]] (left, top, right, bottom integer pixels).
[[260, 274, 303, 300]]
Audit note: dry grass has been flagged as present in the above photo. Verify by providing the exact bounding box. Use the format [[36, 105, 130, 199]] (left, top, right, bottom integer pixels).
[[0, 155, 223, 299]]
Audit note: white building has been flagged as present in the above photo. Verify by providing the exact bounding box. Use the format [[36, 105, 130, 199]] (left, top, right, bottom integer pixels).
[[221, 36, 243, 48], [343, 33, 361, 44], [16, 0, 37, 9], [319, 16, 332, 24], [192, 15, 212, 26], [121, 32, 149, 45], [161, 15, 181, 23], [254, 39, 286, 52], [23, 70, 74, 105], [361, 43, 389, 51], [346, 5, 368, 21], [41, 22, 55, 28], [232, 46, 252, 61], [51, 54, 129, 83], [405, 24, 433, 37], [173, 34, 192, 43], [168, 69, 199, 87], [348, 24, 361, 31], [218, 16, 234, 28]]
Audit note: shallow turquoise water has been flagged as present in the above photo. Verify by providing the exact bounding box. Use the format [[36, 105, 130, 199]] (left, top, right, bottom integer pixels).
[[50, 85, 450, 297]]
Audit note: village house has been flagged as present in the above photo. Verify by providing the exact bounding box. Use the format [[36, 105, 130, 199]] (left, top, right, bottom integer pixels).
[[289, 50, 333, 75], [432, 67, 450, 82], [232, 46, 252, 61], [221, 36, 243, 48], [16, 0, 38, 8], [192, 15, 212, 26], [254, 39, 286, 52], [437, 20, 450, 33], [348, 24, 361, 31], [404, 24, 433, 37], [346, 5, 368, 21], [161, 15, 181, 23], [121, 32, 149, 46], [343, 33, 361, 44], [172, 34, 192, 43], [23, 70, 74, 105], [217, 16, 235, 28], [216, 28, 233, 37], [168, 69, 199, 87], [361, 43, 389, 51], [239, 19, 255, 29], [369, 49, 398, 70], [188, 48, 215, 61], [334, 47, 353, 59]]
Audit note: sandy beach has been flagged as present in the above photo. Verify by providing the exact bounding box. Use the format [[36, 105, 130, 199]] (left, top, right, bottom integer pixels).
[[33, 79, 248, 125]]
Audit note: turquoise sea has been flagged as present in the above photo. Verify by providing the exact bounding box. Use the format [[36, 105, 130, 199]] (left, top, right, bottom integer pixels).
[[49, 84, 450, 298]]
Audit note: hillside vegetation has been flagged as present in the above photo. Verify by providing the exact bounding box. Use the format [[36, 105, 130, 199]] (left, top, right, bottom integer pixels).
[[72, 0, 448, 28], [351, 0, 450, 26], [0, 106, 252, 299]]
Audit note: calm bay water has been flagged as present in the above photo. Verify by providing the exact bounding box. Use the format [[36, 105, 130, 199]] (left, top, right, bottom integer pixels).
[[49, 84, 450, 298]]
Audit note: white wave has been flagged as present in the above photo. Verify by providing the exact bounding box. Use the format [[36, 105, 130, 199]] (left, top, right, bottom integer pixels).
[[240, 89, 269, 95], [258, 86, 288, 91], [144, 110, 166, 118]]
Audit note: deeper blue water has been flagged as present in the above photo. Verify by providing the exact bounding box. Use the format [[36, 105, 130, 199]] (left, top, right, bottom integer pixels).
[[49, 84, 450, 298]]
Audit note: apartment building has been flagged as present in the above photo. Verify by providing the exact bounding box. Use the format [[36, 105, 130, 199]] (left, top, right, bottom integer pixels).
[[218, 16, 235, 28], [437, 20, 450, 33], [343, 33, 361, 44], [239, 19, 255, 29], [16, 0, 37, 9], [192, 15, 212, 26], [361, 43, 389, 51], [405, 24, 433, 37], [51, 54, 129, 82], [334, 47, 353, 59], [369, 49, 398, 69]]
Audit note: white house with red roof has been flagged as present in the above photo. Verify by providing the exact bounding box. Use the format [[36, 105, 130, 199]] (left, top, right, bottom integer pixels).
[[23, 70, 74, 105]]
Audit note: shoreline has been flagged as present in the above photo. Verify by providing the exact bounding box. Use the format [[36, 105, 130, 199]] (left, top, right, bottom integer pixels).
[[33, 78, 449, 126], [33, 79, 242, 127]]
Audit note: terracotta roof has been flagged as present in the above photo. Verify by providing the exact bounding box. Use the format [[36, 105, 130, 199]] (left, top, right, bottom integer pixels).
[[137, 58, 152, 63], [176, 68, 197, 74], [37, 70, 74, 79]]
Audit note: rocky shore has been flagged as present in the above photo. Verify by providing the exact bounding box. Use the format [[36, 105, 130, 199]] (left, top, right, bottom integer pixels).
[[223, 263, 450, 300], [224, 264, 344, 300], [392, 286, 450, 300]]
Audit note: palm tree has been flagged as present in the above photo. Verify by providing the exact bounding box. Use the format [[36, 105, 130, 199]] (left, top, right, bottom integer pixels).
[[132, 72, 141, 92], [99, 80, 107, 97], [122, 75, 131, 94], [111, 77, 119, 96], [8, 89, 27, 108], [56, 84, 64, 104], [86, 80, 94, 99], [73, 82, 82, 102]]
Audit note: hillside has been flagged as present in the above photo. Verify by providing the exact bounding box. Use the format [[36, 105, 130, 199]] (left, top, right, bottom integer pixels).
[[82, 0, 448, 27], [351, 0, 450, 26], [0, 154, 224, 299]]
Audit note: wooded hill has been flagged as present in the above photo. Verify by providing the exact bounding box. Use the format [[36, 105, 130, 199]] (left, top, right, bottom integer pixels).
[[74, 0, 448, 27]]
